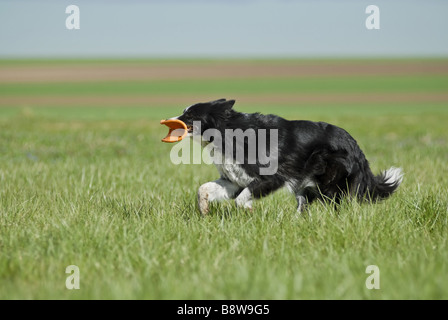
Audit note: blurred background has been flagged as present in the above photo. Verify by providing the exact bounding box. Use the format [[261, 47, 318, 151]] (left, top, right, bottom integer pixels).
[[0, 0, 447, 119], [1, 0, 447, 58]]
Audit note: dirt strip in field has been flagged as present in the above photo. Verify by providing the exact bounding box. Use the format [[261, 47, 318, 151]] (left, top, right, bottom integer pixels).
[[1, 61, 448, 83], [1, 92, 447, 107]]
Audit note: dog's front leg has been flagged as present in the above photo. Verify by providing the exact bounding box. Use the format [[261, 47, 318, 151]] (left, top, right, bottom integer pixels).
[[235, 179, 284, 210], [198, 178, 241, 215], [235, 188, 253, 210]]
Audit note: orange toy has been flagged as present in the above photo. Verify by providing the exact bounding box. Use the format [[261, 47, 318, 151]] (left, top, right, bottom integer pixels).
[[160, 119, 188, 143]]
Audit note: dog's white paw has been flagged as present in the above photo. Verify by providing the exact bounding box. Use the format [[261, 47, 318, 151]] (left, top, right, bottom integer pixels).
[[198, 184, 210, 215]]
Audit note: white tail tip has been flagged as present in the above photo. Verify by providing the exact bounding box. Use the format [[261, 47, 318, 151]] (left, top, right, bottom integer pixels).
[[383, 167, 404, 186]]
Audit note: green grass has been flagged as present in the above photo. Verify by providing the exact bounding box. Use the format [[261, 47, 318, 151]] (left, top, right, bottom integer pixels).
[[1, 60, 448, 299]]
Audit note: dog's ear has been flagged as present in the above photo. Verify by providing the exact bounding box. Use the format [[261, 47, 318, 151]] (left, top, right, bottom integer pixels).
[[214, 99, 235, 110], [211, 98, 227, 103]]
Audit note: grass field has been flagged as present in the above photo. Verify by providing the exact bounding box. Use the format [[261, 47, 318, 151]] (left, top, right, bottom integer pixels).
[[0, 59, 447, 299]]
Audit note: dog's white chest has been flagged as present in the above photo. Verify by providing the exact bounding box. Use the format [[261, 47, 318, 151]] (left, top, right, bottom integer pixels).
[[214, 163, 254, 188]]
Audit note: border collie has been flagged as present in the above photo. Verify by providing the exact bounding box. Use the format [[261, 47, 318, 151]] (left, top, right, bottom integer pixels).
[[170, 99, 403, 215]]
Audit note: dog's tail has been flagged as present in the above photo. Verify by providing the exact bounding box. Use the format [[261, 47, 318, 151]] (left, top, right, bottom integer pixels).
[[367, 167, 404, 200]]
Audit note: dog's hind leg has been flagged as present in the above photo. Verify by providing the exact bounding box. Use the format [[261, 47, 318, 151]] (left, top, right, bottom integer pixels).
[[198, 178, 241, 215], [289, 180, 318, 213], [295, 190, 318, 213], [296, 192, 308, 213]]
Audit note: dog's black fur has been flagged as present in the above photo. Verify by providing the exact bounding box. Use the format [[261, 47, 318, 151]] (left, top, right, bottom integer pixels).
[[175, 99, 402, 211]]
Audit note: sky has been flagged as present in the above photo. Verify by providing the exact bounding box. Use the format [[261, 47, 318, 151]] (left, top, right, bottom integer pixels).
[[0, 0, 447, 58]]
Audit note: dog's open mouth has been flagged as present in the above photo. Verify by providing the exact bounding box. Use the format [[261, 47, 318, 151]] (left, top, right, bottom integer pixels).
[[187, 125, 193, 133], [160, 119, 188, 143]]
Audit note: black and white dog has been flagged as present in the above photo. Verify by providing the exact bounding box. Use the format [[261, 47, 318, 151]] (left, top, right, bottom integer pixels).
[[170, 99, 403, 215]]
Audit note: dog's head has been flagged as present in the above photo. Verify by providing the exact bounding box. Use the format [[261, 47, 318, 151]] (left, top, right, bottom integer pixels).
[[172, 99, 235, 136]]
